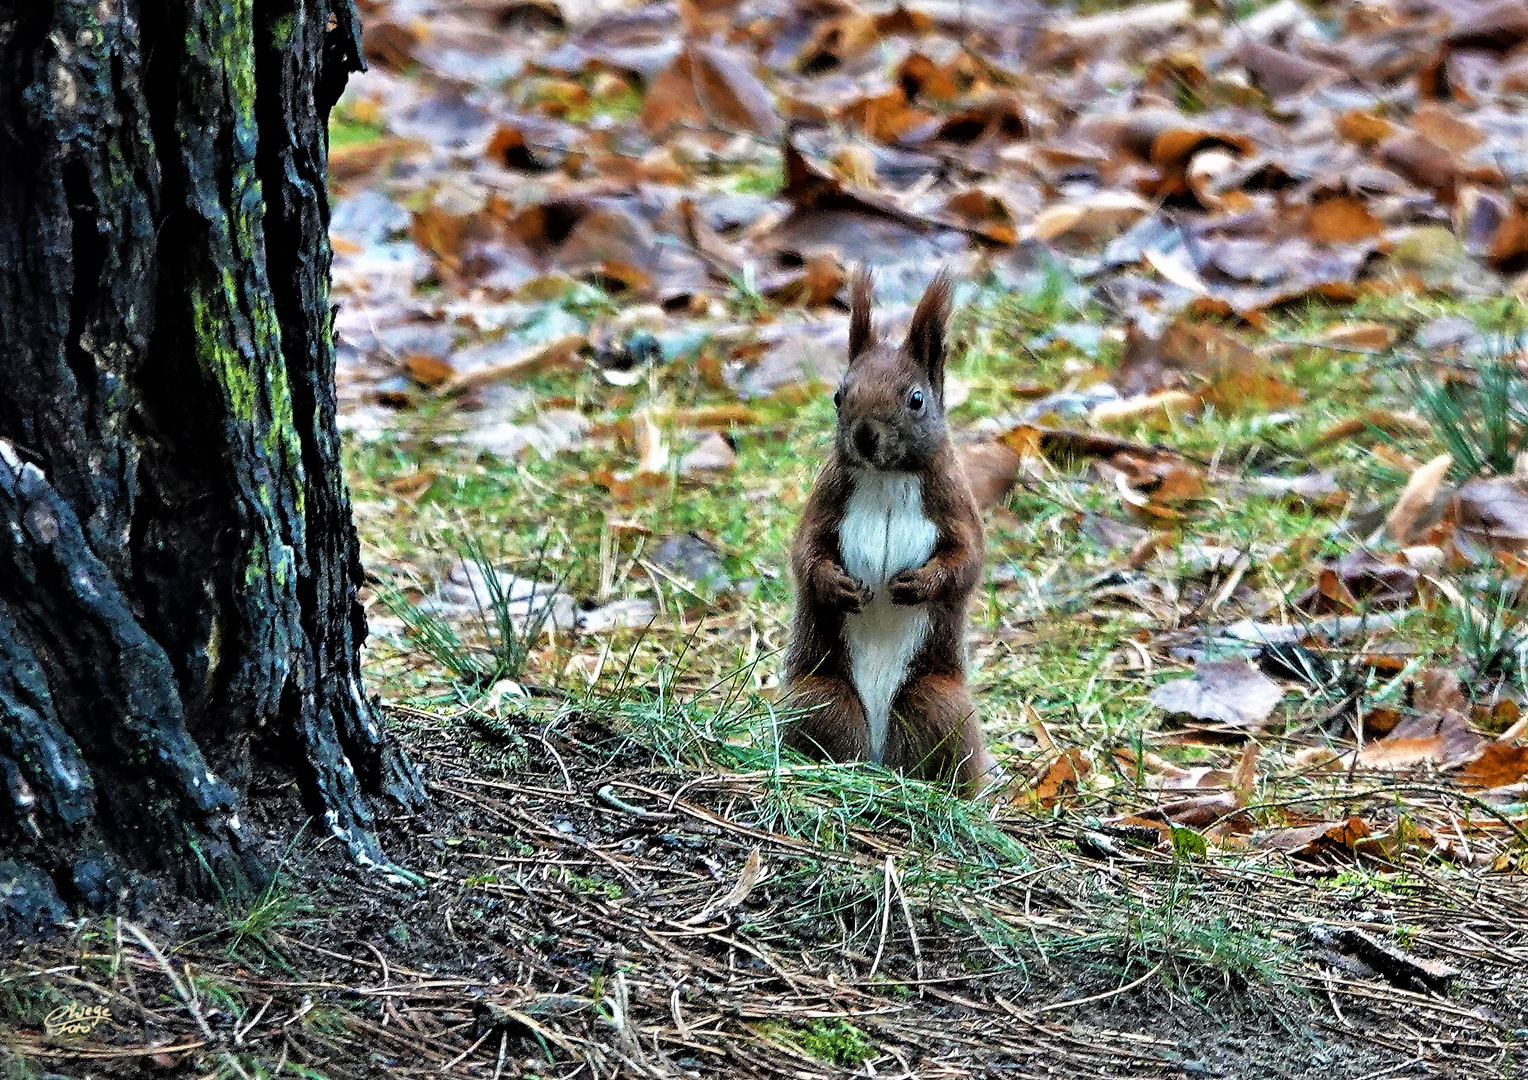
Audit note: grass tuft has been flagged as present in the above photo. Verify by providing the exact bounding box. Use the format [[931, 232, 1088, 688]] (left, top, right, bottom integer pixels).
[[380, 534, 564, 689], [1409, 348, 1528, 479], [779, 1018, 875, 1067], [1451, 575, 1527, 689]]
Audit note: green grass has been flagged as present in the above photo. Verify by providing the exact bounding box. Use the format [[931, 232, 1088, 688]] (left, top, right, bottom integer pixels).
[[379, 533, 563, 688], [1410, 352, 1528, 479], [1058, 861, 1293, 993], [773, 1018, 874, 1067], [328, 106, 384, 149]]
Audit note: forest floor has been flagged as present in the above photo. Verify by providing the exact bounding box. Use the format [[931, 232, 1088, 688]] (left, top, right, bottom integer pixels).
[[9, 0, 1528, 1076]]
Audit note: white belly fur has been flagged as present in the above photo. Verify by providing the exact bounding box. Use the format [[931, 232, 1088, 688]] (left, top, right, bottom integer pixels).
[[838, 471, 938, 763]]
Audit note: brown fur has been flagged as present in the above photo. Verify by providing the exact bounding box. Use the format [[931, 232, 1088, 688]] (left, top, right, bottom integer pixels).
[[783, 270, 998, 794]]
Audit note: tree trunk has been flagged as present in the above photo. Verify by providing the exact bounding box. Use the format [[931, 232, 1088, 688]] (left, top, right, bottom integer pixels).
[[0, 0, 421, 931]]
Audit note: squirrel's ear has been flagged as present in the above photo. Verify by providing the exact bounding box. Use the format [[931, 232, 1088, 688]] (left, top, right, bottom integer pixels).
[[848, 266, 875, 363], [906, 270, 953, 398]]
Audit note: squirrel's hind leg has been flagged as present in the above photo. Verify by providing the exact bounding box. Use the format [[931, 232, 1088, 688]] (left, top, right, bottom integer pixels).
[[782, 676, 870, 763], [887, 676, 1003, 797]]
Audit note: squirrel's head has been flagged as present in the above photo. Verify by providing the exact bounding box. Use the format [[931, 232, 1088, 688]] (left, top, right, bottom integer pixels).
[[833, 268, 954, 473]]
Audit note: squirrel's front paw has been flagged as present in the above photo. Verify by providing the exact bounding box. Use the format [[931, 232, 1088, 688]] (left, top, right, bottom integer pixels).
[[820, 566, 871, 613], [888, 567, 933, 605]]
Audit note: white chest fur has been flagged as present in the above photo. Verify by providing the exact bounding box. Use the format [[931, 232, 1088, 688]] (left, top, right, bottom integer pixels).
[[838, 471, 939, 763]]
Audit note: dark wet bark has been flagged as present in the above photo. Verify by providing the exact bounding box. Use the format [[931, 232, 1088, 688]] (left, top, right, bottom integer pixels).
[[0, 0, 421, 933]]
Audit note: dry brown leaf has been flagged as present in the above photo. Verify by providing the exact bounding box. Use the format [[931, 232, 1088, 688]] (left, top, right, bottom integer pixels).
[[678, 431, 737, 477], [555, 205, 661, 292], [1378, 130, 1501, 198], [1307, 409, 1430, 451], [484, 116, 577, 173], [685, 846, 765, 924], [840, 88, 929, 144], [677, 0, 738, 36], [665, 404, 763, 430], [1029, 749, 1091, 808], [1257, 816, 1376, 862], [1358, 686, 1485, 770], [1117, 318, 1300, 413], [795, 11, 879, 72], [1148, 661, 1284, 732], [1335, 108, 1396, 147], [1306, 194, 1385, 245], [778, 130, 951, 236], [439, 334, 587, 396], [1298, 549, 1419, 615], [1411, 103, 1487, 155], [943, 188, 1019, 246], [1027, 192, 1151, 245], [1156, 791, 1241, 829], [895, 50, 965, 104], [362, 19, 424, 72], [999, 423, 1192, 471], [958, 442, 1023, 512], [1458, 742, 1528, 789], [1318, 322, 1398, 351], [1384, 453, 1454, 543], [1231, 740, 1259, 803], [642, 42, 782, 138], [1089, 390, 1198, 428], [758, 253, 846, 307], [1453, 476, 1528, 555], [898, 91, 1030, 147], [403, 353, 455, 388]]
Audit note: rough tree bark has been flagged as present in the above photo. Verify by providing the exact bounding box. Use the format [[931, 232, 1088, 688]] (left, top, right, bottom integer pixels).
[[0, 0, 422, 932]]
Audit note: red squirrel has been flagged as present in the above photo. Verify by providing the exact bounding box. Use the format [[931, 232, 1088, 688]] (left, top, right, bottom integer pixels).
[[783, 269, 999, 795]]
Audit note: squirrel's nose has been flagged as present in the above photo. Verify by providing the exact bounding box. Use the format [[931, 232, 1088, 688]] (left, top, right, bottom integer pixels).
[[853, 421, 880, 461]]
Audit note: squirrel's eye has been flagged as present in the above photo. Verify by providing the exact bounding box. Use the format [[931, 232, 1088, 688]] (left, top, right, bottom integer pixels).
[[833, 388, 844, 410], [908, 389, 925, 411]]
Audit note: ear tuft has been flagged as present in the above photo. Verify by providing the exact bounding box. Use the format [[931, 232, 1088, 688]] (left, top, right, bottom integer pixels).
[[906, 270, 953, 398], [848, 266, 875, 362]]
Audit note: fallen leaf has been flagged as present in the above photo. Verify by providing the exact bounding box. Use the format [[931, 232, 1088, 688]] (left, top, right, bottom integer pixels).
[[1358, 702, 1485, 771], [642, 42, 782, 139], [1028, 192, 1152, 246], [1148, 660, 1284, 731], [1384, 453, 1454, 544], [1317, 322, 1398, 351], [1256, 816, 1375, 862], [678, 431, 737, 476], [1453, 476, 1528, 556], [1029, 749, 1091, 808], [1306, 194, 1384, 245], [1298, 549, 1419, 615], [1307, 409, 1431, 451], [1089, 389, 1198, 428], [958, 441, 1023, 512], [403, 353, 455, 388], [1458, 741, 1528, 789], [440, 334, 587, 396], [685, 847, 765, 924]]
